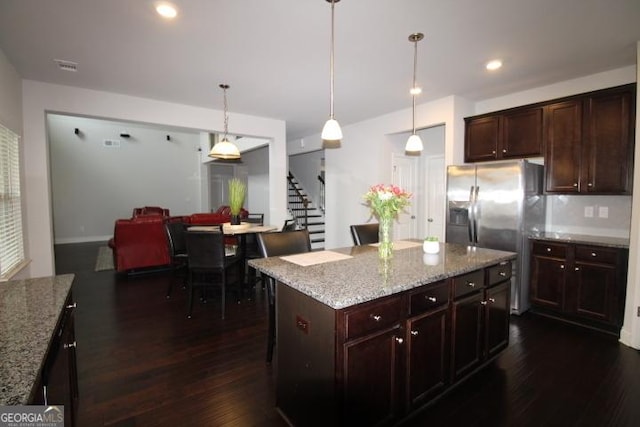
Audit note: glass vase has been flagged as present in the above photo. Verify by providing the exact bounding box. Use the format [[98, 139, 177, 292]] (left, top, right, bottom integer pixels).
[[378, 216, 393, 260]]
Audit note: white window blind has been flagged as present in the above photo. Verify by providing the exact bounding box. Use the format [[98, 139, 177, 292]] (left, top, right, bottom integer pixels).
[[0, 123, 25, 280]]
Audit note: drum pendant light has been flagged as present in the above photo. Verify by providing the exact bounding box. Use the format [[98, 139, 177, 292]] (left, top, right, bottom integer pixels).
[[209, 84, 241, 160], [321, 0, 343, 148], [405, 33, 424, 154]]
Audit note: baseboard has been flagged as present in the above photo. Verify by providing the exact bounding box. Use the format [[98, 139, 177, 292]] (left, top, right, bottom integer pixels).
[[55, 235, 112, 245]]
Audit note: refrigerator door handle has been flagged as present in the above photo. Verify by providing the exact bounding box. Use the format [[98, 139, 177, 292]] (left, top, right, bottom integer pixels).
[[468, 186, 475, 243], [473, 186, 480, 244]]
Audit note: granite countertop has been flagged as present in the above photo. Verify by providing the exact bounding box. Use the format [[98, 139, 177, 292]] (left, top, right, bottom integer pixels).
[[0, 274, 75, 405], [249, 242, 515, 310], [530, 232, 629, 248]]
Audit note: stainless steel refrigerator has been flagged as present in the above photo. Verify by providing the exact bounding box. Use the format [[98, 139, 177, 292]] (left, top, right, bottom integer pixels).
[[446, 160, 545, 314]]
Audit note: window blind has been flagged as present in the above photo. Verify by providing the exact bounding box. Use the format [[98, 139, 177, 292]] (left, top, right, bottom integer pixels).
[[0, 123, 25, 280]]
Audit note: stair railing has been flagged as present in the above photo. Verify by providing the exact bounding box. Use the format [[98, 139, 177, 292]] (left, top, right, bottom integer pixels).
[[317, 174, 325, 213], [287, 172, 309, 228]]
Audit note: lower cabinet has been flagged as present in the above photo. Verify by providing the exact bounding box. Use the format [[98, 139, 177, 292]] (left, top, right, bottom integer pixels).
[[277, 261, 513, 427], [529, 239, 628, 335], [30, 293, 79, 426]]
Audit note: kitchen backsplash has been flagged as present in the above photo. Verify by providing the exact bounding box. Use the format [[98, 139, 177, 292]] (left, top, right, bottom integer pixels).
[[545, 195, 632, 238]]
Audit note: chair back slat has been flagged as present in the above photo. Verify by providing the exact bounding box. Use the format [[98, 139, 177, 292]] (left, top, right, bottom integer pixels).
[[257, 229, 311, 258], [185, 230, 226, 270], [350, 223, 379, 246]]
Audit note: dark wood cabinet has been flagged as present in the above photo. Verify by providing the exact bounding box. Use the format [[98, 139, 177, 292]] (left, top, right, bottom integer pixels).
[[451, 262, 511, 382], [30, 293, 78, 426], [529, 240, 628, 335], [545, 85, 635, 194], [465, 84, 635, 195], [405, 280, 450, 409], [464, 107, 543, 162]]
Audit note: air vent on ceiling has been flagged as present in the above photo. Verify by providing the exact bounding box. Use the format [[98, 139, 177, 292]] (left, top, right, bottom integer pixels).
[[103, 139, 121, 148], [54, 59, 78, 72]]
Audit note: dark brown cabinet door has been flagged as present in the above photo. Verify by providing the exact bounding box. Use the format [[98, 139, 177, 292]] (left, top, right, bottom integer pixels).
[[406, 306, 449, 409], [583, 88, 635, 194], [465, 116, 500, 162], [544, 100, 583, 193], [451, 292, 484, 381], [502, 107, 543, 158], [485, 281, 510, 359], [571, 261, 617, 323], [343, 327, 401, 427], [530, 254, 566, 311]]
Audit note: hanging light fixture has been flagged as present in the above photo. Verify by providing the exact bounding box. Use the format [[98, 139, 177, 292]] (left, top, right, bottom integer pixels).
[[209, 84, 241, 160], [321, 0, 343, 148], [405, 33, 424, 154]]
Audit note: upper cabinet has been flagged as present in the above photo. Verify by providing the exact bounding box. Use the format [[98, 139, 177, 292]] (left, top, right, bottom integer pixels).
[[464, 106, 543, 162], [465, 84, 636, 195]]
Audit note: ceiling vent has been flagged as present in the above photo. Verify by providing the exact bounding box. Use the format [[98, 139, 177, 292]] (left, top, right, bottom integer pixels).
[[54, 59, 78, 72]]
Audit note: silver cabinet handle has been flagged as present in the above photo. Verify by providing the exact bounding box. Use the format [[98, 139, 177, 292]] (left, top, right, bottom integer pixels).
[[64, 341, 77, 349], [546, 247, 552, 252], [489, 298, 496, 304], [467, 282, 475, 288], [499, 271, 507, 277], [396, 337, 404, 344], [575, 267, 580, 271], [371, 315, 382, 322], [426, 296, 437, 302], [502, 149, 507, 153], [410, 330, 419, 336], [591, 252, 597, 257], [66, 302, 77, 309], [573, 183, 578, 187], [588, 183, 593, 187], [560, 265, 565, 269], [481, 300, 488, 306]]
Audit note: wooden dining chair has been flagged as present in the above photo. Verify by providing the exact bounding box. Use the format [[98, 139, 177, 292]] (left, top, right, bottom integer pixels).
[[350, 223, 379, 246], [256, 229, 311, 363], [185, 229, 241, 319]]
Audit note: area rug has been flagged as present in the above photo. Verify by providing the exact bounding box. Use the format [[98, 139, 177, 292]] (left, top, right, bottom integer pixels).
[[95, 246, 114, 272]]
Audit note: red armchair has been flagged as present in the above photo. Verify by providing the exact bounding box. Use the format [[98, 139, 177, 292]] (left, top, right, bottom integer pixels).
[[108, 215, 170, 273]]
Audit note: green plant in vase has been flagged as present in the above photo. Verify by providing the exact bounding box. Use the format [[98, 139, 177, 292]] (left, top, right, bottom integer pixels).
[[228, 178, 246, 225]]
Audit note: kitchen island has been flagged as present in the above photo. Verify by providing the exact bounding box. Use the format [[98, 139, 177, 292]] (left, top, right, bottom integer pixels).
[[0, 274, 77, 425], [250, 242, 516, 426]]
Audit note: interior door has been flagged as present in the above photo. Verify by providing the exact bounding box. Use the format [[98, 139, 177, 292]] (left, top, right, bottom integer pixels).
[[425, 155, 445, 240], [392, 154, 418, 240]]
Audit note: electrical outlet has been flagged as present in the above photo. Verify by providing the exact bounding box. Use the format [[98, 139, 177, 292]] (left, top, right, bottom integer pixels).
[[598, 206, 609, 218], [584, 206, 594, 218]]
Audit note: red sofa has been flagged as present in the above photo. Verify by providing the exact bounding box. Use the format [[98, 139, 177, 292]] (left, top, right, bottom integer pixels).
[[108, 207, 249, 273]]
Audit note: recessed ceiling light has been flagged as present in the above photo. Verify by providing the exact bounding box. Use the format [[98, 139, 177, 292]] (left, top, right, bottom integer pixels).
[[486, 59, 503, 71], [156, 2, 177, 19]]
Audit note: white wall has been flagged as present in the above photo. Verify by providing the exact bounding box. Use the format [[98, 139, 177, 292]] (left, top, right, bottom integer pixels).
[[240, 146, 271, 223], [22, 80, 287, 278], [47, 115, 202, 243]]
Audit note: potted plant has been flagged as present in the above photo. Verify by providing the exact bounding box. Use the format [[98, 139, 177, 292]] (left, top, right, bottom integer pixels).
[[423, 236, 440, 254], [228, 178, 246, 225]]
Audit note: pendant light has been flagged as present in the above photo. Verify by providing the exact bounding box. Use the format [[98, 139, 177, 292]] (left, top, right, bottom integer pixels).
[[321, 0, 343, 148], [209, 84, 241, 160], [405, 33, 424, 154]]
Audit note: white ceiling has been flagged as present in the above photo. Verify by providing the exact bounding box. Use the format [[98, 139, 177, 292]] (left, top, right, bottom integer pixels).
[[1, 0, 639, 140]]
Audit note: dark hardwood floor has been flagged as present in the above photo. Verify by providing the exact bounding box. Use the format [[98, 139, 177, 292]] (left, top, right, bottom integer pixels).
[[55, 242, 640, 426]]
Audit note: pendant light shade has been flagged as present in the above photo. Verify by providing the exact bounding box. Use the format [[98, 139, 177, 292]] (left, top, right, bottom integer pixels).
[[405, 33, 424, 154], [209, 84, 241, 160], [322, 0, 342, 147]]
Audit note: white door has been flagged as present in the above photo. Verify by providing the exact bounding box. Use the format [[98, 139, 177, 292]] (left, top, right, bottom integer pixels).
[[425, 155, 445, 240], [391, 154, 418, 240]]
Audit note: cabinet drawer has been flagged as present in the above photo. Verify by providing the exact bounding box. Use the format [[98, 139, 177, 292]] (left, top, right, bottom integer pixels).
[[575, 245, 618, 265], [344, 296, 403, 341], [410, 280, 449, 316], [532, 241, 567, 258], [487, 261, 512, 286], [452, 270, 485, 299]]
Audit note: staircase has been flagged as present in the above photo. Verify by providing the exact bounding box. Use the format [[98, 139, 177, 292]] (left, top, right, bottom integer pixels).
[[287, 173, 325, 250]]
